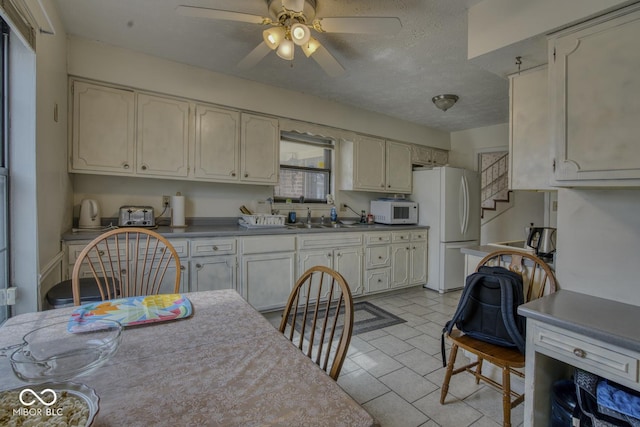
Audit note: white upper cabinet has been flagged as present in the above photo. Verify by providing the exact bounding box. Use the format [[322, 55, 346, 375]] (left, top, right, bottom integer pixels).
[[386, 140, 412, 193], [240, 113, 279, 184], [70, 81, 135, 175], [340, 135, 412, 193], [411, 145, 448, 167], [549, 5, 640, 186], [509, 65, 553, 190], [193, 104, 241, 182], [136, 93, 190, 177]]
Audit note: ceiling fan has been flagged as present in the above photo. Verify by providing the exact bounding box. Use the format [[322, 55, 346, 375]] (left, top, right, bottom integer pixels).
[[176, 0, 402, 77]]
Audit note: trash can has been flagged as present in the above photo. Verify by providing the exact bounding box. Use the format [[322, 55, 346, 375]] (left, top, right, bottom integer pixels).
[[46, 278, 105, 309]]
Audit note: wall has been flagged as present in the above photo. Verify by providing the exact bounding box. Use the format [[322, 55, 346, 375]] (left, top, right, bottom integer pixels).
[[35, 2, 72, 306], [556, 189, 640, 305], [450, 123, 546, 244]]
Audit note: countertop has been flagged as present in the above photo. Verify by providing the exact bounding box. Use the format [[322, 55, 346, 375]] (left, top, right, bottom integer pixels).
[[62, 220, 429, 241], [518, 290, 640, 353]]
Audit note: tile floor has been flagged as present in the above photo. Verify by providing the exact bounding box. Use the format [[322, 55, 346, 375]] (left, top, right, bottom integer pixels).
[[264, 286, 524, 427]]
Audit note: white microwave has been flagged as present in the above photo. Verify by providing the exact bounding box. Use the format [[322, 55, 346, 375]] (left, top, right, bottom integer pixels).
[[370, 201, 418, 225]]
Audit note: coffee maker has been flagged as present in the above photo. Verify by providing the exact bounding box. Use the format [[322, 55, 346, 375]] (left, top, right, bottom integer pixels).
[[526, 226, 557, 259]]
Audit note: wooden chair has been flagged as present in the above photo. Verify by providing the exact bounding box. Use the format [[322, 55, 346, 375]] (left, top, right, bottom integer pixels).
[[71, 227, 182, 306], [279, 265, 354, 380], [440, 250, 557, 427]]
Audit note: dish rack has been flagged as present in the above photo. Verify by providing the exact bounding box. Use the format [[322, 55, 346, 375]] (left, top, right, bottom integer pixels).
[[238, 214, 286, 228]]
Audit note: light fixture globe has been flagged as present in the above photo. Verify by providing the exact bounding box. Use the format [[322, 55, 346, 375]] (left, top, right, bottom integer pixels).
[[263, 27, 286, 50], [301, 36, 321, 57], [432, 94, 459, 112], [290, 22, 311, 45], [276, 38, 295, 60]]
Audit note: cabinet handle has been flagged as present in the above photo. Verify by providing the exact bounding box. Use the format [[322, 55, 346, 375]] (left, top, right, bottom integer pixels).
[[388, 184, 391, 188], [98, 250, 105, 256], [180, 265, 185, 270], [231, 172, 236, 177], [337, 253, 341, 257], [121, 269, 127, 274], [378, 256, 383, 259], [406, 247, 410, 250], [380, 184, 384, 188], [122, 163, 130, 169], [212, 246, 218, 251], [378, 237, 382, 241], [327, 253, 331, 258], [377, 279, 382, 283], [412, 246, 416, 250], [196, 263, 202, 269], [244, 173, 249, 178], [573, 348, 586, 358], [141, 164, 147, 171], [400, 236, 405, 239]]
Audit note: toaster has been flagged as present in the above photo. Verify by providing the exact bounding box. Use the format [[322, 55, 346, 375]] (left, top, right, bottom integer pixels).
[[118, 206, 156, 227]]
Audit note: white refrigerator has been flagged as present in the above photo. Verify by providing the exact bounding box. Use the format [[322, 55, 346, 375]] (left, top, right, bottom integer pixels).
[[412, 166, 480, 293]]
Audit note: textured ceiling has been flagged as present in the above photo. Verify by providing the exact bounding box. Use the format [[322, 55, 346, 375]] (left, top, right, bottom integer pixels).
[[52, 0, 512, 132]]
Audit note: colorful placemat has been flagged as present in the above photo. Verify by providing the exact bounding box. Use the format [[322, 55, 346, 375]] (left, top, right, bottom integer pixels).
[[69, 294, 192, 330]]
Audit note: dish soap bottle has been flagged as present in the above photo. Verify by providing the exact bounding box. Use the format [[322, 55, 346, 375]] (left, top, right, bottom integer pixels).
[[330, 206, 338, 223]]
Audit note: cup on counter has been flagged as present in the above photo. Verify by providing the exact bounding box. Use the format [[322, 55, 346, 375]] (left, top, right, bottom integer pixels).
[[367, 214, 374, 224]]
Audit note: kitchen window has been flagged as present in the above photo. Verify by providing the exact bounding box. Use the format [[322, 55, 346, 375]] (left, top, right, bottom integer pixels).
[[274, 132, 334, 203]]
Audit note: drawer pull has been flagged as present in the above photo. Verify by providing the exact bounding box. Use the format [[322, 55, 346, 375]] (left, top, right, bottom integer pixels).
[[573, 348, 587, 358], [196, 263, 202, 269], [98, 250, 105, 256], [212, 246, 218, 251], [378, 256, 383, 259]]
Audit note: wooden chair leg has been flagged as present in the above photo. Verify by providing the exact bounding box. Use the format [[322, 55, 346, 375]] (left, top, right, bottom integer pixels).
[[475, 357, 484, 385], [502, 365, 512, 427], [440, 343, 459, 404]]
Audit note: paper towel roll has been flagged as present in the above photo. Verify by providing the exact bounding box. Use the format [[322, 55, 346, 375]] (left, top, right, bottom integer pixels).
[[171, 194, 186, 227]]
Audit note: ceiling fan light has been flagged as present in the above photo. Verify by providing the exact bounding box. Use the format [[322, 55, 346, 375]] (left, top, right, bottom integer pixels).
[[432, 94, 459, 112], [263, 27, 285, 50], [301, 36, 321, 57], [276, 38, 295, 60], [290, 23, 310, 45]]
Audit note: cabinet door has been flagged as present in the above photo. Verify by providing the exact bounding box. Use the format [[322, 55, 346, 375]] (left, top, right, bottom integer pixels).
[[240, 113, 279, 184], [409, 240, 427, 285], [411, 145, 432, 166], [365, 245, 391, 269], [390, 243, 410, 288], [509, 66, 552, 190], [550, 7, 640, 184], [298, 249, 333, 301], [365, 268, 390, 293], [154, 263, 188, 294], [335, 247, 363, 296], [190, 256, 236, 292], [241, 252, 296, 311], [432, 149, 449, 166], [71, 81, 135, 174], [386, 141, 413, 193], [194, 104, 240, 182], [354, 134, 386, 191], [137, 93, 190, 177]]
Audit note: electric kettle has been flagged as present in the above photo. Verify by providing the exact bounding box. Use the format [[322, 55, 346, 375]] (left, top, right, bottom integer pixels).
[[78, 199, 102, 229], [526, 227, 557, 258]]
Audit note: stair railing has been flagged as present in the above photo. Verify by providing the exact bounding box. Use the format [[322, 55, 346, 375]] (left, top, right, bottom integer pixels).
[[481, 152, 509, 207]]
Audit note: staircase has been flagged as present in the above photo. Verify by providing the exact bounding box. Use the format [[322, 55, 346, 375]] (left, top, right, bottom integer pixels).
[[481, 152, 511, 218]]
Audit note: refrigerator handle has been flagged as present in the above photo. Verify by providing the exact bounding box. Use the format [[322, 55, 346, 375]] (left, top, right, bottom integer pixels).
[[461, 175, 469, 235]]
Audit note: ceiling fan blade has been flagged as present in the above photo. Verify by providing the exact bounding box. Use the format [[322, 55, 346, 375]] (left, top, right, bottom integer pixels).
[[311, 45, 345, 77], [314, 17, 401, 34], [176, 5, 269, 25], [237, 42, 272, 69]]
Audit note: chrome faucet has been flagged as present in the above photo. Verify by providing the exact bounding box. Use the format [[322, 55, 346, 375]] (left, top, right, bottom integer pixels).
[[307, 207, 312, 224]]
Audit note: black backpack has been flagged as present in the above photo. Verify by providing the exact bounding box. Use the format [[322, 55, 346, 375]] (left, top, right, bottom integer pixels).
[[441, 266, 526, 367]]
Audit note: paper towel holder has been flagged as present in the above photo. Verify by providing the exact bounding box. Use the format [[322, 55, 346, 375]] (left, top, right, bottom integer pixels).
[[170, 192, 187, 228]]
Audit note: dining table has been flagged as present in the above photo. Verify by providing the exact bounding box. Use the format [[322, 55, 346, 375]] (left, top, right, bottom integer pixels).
[[0, 289, 378, 426]]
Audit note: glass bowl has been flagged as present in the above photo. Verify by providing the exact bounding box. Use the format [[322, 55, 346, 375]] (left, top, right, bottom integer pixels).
[[3, 319, 122, 383]]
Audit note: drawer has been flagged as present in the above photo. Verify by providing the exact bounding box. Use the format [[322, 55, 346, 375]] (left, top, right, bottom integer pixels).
[[191, 238, 236, 257], [364, 232, 391, 246], [67, 242, 126, 264], [533, 322, 640, 384], [241, 235, 296, 254], [392, 232, 411, 243], [298, 233, 362, 250], [365, 245, 391, 269], [137, 239, 189, 259], [410, 231, 428, 241], [365, 268, 390, 293]]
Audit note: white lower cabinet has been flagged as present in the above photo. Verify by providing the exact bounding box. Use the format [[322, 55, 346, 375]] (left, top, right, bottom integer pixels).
[[298, 233, 364, 298], [391, 231, 428, 289], [239, 236, 296, 311], [189, 237, 237, 292]]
